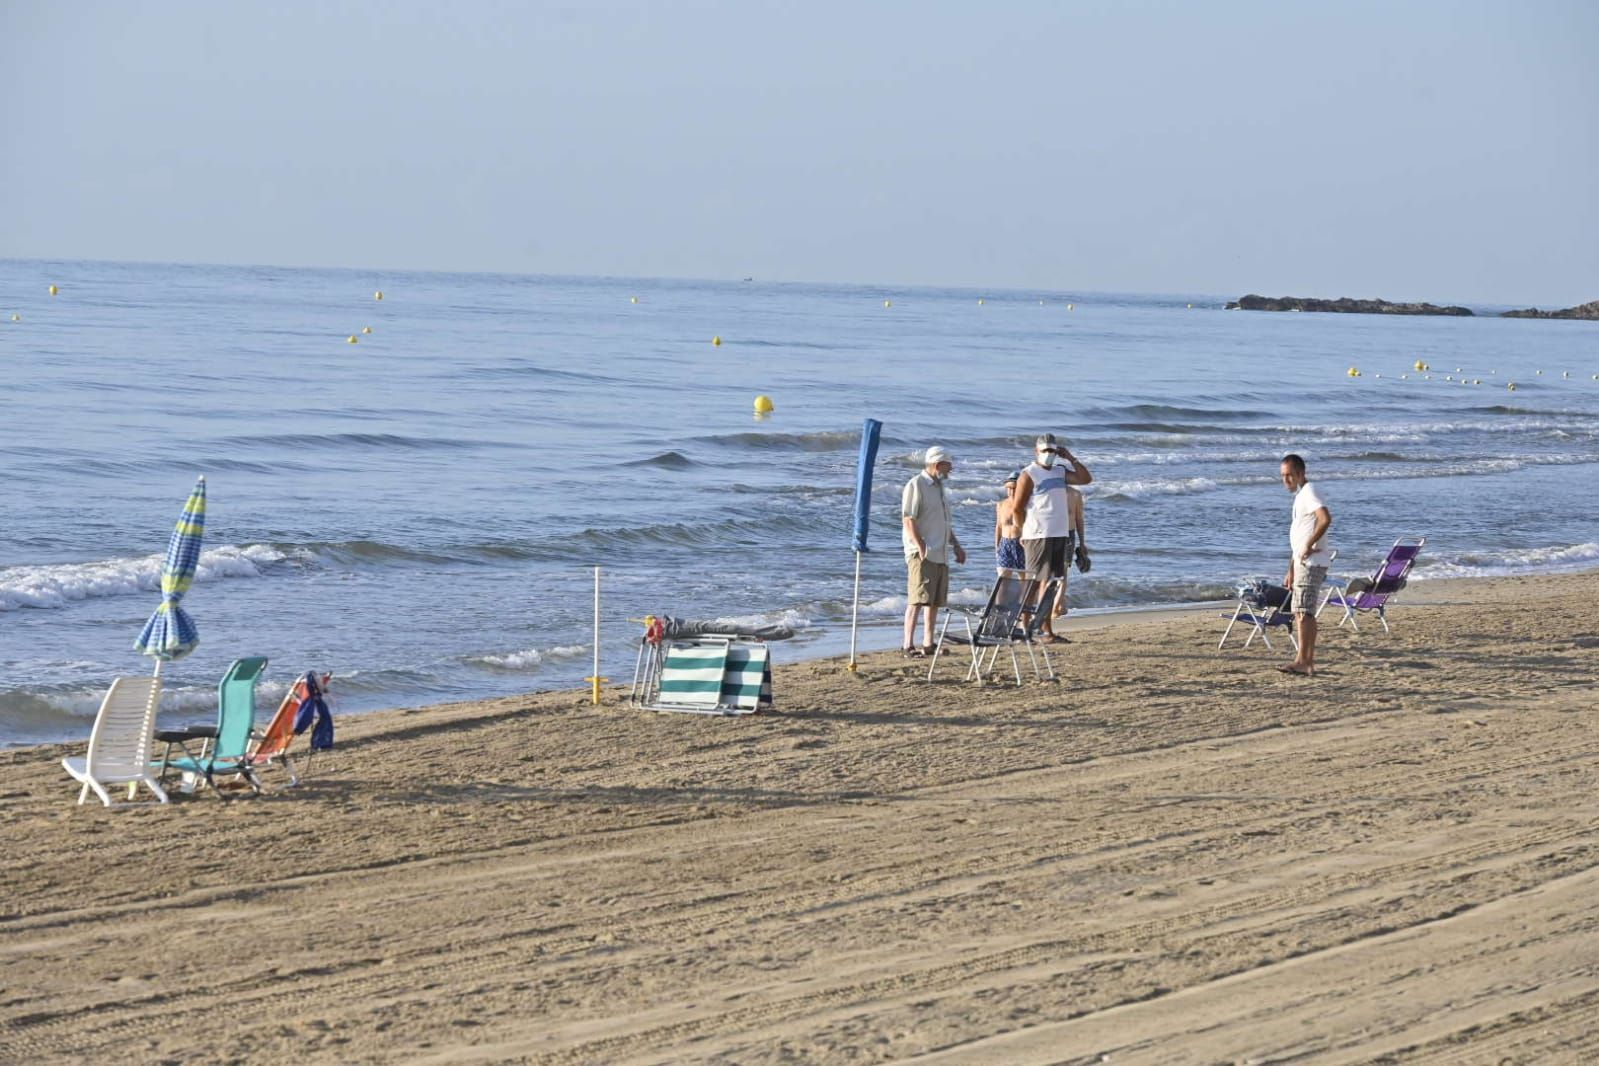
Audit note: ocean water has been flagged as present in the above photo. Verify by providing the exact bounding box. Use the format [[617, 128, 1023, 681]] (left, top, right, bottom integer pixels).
[[3, 258, 1597, 745]]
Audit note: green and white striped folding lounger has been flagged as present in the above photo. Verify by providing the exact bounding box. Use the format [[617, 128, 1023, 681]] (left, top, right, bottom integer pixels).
[[719, 643, 772, 713], [654, 640, 731, 713]]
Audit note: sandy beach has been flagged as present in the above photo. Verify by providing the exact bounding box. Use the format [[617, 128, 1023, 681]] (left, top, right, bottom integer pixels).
[[3, 571, 1597, 1064]]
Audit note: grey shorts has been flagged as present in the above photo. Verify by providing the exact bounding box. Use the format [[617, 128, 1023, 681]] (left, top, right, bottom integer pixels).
[[906, 556, 950, 607], [1022, 536, 1069, 582], [1292, 562, 1328, 614]]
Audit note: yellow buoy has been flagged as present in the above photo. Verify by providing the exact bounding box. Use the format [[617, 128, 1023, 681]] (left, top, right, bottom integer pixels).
[[1508, 382, 1517, 391], [977, 298, 984, 305], [884, 299, 892, 308], [347, 335, 358, 344], [48, 284, 58, 296], [1413, 360, 1423, 371], [753, 394, 774, 414], [712, 336, 722, 346], [374, 290, 384, 301], [1347, 367, 1359, 377], [9, 314, 18, 322], [630, 296, 638, 304], [362, 326, 372, 334]]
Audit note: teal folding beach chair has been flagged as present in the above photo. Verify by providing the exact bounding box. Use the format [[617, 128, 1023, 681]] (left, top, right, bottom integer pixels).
[[157, 656, 269, 797]]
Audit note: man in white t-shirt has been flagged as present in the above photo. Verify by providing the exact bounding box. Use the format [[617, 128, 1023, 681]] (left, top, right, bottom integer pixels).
[[1279, 453, 1333, 676]]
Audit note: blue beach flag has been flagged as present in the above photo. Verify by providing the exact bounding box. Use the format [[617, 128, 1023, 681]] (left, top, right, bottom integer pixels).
[[851, 418, 883, 553], [134, 476, 207, 674], [847, 419, 883, 670]]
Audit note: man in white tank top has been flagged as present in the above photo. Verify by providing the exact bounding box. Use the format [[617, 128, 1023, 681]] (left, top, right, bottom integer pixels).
[[1008, 433, 1093, 642]]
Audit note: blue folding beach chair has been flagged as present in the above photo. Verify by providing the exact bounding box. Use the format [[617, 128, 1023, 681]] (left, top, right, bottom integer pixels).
[[1219, 578, 1298, 653]]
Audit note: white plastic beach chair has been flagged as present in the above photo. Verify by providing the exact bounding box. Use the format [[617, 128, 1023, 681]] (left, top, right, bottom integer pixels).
[[61, 676, 170, 807]]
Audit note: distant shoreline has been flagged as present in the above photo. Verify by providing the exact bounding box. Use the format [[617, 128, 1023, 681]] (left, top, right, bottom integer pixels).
[[1228, 293, 1599, 320]]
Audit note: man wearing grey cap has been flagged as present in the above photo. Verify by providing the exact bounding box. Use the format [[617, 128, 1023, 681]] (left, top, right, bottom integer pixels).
[[1008, 433, 1093, 642], [901, 445, 966, 656]]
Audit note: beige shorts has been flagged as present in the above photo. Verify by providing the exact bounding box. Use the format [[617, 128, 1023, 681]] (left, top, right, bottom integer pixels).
[[906, 556, 950, 607], [1292, 562, 1328, 614]]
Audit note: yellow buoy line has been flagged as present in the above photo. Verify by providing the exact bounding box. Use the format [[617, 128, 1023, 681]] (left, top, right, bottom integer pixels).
[[15, 279, 1598, 405]]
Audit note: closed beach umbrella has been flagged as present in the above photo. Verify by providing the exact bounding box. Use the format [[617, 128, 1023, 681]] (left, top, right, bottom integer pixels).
[[134, 476, 206, 676], [847, 418, 883, 671]]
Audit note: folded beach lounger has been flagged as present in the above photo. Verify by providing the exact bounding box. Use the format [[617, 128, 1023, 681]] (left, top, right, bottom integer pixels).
[[62, 676, 170, 807], [1317, 537, 1426, 633], [632, 631, 774, 716], [1219, 578, 1298, 653], [927, 570, 1038, 685], [156, 656, 269, 798]]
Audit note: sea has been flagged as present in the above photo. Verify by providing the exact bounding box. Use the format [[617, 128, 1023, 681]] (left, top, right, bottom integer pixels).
[[3, 258, 1597, 745]]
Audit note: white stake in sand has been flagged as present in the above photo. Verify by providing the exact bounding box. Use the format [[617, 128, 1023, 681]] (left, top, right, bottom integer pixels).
[[586, 566, 607, 704]]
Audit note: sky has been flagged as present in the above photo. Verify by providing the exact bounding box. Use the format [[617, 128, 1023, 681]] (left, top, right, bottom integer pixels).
[[2, 0, 1595, 305]]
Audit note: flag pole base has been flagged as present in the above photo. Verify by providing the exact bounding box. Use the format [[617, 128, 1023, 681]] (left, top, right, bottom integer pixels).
[[585, 676, 608, 705]]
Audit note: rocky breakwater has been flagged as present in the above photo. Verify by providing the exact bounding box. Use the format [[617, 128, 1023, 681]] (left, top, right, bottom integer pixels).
[[1502, 299, 1599, 320], [1226, 294, 1475, 316]]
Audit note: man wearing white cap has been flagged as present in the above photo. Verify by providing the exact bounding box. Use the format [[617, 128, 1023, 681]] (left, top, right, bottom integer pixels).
[[901, 445, 966, 656], [1009, 432, 1093, 642]]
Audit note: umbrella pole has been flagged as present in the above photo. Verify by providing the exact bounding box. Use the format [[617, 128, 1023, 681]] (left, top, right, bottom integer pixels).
[[847, 550, 863, 672]]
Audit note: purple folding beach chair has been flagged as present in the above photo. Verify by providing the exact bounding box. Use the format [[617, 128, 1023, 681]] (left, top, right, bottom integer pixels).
[[1317, 537, 1425, 633]]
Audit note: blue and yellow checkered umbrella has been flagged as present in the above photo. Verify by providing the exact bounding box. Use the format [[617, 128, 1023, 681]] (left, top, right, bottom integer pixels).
[[134, 476, 206, 672]]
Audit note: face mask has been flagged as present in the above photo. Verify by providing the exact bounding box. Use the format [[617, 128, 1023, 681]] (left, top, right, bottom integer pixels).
[[1037, 451, 1056, 469]]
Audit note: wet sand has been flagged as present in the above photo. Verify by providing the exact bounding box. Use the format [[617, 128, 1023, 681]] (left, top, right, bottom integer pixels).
[[3, 571, 1597, 1063]]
